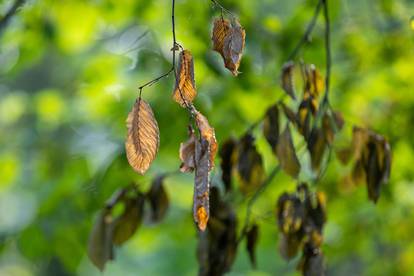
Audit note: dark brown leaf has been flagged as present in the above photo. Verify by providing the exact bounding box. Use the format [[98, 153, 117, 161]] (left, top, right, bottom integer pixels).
[[173, 50, 197, 106], [179, 126, 196, 172], [87, 210, 114, 271], [246, 224, 259, 268], [279, 233, 303, 261], [276, 125, 301, 178], [125, 98, 160, 174], [112, 194, 145, 245], [298, 248, 325, 276], [307, 128, 327, 171], [263, 104, 279, 153], [197, 187, 238, 275], [194, 138, 211, 231], [281, 61, 296, 100], [322, 111, 344, 144], [147, 175, 169, 222], [219, 138, 237, 193], [233, 134, 264, 194]]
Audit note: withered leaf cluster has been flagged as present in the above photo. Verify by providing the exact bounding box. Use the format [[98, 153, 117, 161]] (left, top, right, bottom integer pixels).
[[173, 49, 197, 106], [178, 109, 218, 231], [125, 98, 160, 175], [197, 187, 238, 275], [88, 178, 169, 271], [212, 17, 246, 76], [345, 127, 392, 203], [276, 184, 326, 276]]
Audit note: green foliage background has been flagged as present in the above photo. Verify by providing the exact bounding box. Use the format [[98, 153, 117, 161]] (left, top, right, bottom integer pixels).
[[0, 0, 413, 275]]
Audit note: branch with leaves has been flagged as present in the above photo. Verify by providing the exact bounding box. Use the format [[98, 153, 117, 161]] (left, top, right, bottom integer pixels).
[[88, 0, 392, 275]]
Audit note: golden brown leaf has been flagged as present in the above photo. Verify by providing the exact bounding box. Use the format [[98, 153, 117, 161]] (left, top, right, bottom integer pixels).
[[125, 98, 160, 174], [195, 110, 218, 170], [276, 125, 301, 178], [212, 17, 245, 76], [212, 18, 231, 53], [173, 50, 197, 107], [179, 126, 197, 173]]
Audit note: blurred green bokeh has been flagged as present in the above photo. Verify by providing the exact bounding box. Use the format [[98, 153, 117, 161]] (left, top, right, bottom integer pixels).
[[0, 0, 413, 275]]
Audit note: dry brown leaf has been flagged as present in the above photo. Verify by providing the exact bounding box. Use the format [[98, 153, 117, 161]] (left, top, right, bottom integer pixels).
[[307, 128, 327, 172], [179, 126, 197, 172], [281, 61, 296, 100], [212, 17, 245, 76], [219, 138, 237, 193], [263, 104, 280, 153], [276, 125, 301, 178], [147, 175, 170, 222], [125, 98, 160, 174], [195, 110, 218, 170], [173, 50, 197, 107], [194, 138, 211, 231], [212, 18, 231, 53]]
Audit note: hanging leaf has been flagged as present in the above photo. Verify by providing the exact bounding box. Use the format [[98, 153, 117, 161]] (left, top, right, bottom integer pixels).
[[173, 50, 197, 107], [281, 61, 296, 100], [125, 98, 160, 174], [212, 18, 231, 53], [233, 134, 264, 194], [195, 110, 218, 170], [307, 128, 327, 172], [212, 17, 246, 76], [276, 125, 301, 178], [87, 210, 114, 271], [263, 104, 280, 153], [112, 194, 145, 245], [297, 99, 313, 139], [304, 64, 324, 99], [322, 111, 344, 144], [179, 126, 197, 172], [147, 175, 169, 222], [279, 232, 303, 261], [298, 246, 325, 276], [246, 224, 259, 268], [219, 138, 237, 193], [197, 187, 238, 275], [194, 138, 211, 231]]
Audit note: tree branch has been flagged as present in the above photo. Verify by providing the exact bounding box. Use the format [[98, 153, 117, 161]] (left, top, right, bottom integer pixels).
[[287, 0, 323, 61], [0, 0, 25, 32]]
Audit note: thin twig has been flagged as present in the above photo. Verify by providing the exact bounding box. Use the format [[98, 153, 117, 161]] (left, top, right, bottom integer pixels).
[[0, 0, 25, 32], [321, 0, 331, 105], [287, 0, 323, 61], [210, 0, 236, 18]]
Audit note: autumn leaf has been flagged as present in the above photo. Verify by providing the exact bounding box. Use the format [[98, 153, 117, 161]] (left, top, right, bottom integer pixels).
[[281, 61, 296, 100], [173, 50, 197, 107], [307, 128, 327, 172], [212, 17, 246, 76], [195, 110, 218, 170], [87, 210, 114, 271], [280, 102, 298, 126], [233, 134, 264, 194], [322, 111, 344, 144], [112, 194, 145, 245], [179, 126, 197, 172], [276, 124, 301, 178], [194, 138, 211, 231], [125, 98, 160, 174], [147, 175, 169, 222], [304, 64, 324, 99], [263, 104, 279, 153]]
